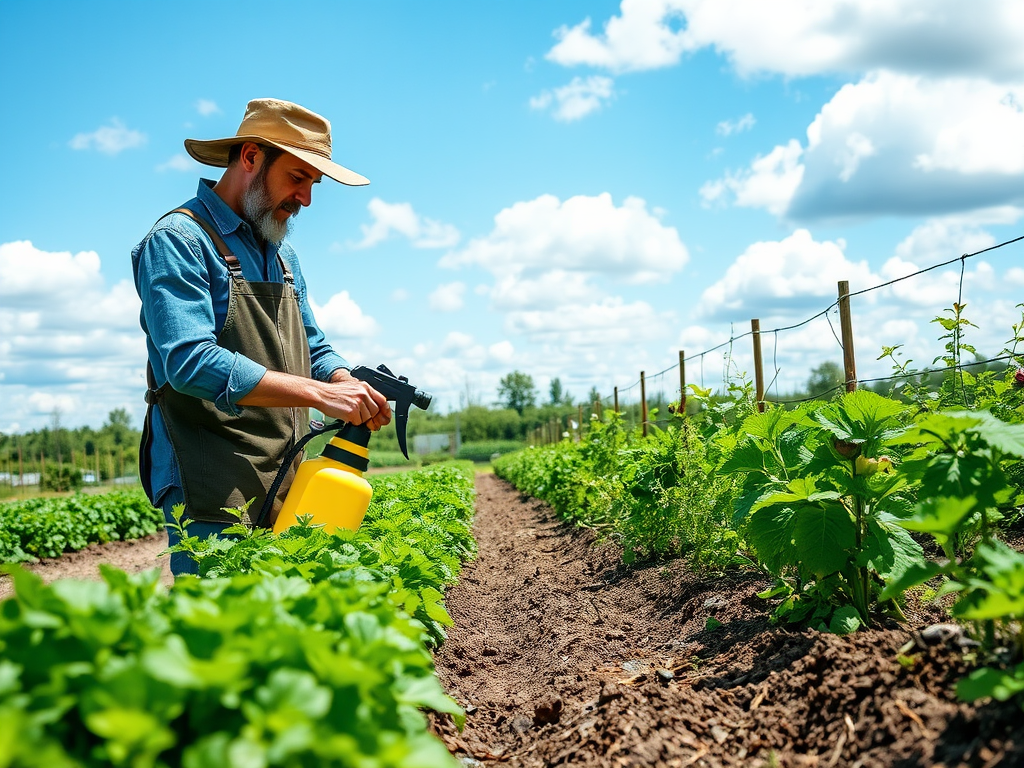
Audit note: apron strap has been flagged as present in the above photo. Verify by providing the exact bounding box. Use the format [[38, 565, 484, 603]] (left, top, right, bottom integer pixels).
[[164, 207, 244, 279]]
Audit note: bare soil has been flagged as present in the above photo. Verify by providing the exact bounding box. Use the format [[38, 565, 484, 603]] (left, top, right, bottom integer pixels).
[[0, 533, 173, 600], [431, 474, 1023, 768]]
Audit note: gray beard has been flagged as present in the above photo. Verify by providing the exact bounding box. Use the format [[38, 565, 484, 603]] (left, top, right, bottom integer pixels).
[[241, 174, 296, 245]]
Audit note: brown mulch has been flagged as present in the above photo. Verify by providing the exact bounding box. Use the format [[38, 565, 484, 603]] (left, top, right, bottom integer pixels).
[[431, 474, 1023, 768]]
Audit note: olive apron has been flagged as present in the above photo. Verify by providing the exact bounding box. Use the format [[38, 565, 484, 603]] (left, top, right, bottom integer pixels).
[[140, 207, 309, 526]]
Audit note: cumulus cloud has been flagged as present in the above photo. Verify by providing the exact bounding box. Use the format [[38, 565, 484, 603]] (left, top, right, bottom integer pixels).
[[442, 193, 688, 284], [703, 73, 1024, 220], [352, 198, 460, 249], [548, 1, 1024, 79], [530, 76, 616, 121], [547, 0, 690, 73], [429, 282, 466, 312], [69, 118, 146, 155], [696, 230, 874, 320], [506, 298, 671, 348], [195, 99, 220, 116], [0, 241, 146, 429], [309, 290, 380, 339]]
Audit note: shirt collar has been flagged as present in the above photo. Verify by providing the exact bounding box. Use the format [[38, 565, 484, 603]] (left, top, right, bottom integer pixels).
[[196, 179, 248, 237]]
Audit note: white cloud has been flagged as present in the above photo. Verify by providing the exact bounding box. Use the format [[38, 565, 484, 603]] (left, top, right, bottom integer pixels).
[[696, 230, 876, 320], [547, 1, 690, 73], [716, 113, 755, 136], [429, 282, 466, 312], [530, 76, 616, 121], [442, 193, 688, 285], [309, 291, 380, 339], [506, 298, 671, 348], [0, 241, 146, 430], [488, 340, 516, 363], [552, 1, 1024, 79], [196, 99, 221, 116], [352, 198, 460, 249], [701, 140, 804, 216], [69, 118, 147, 155], [156, 153, 202, 173], [391, 288, 410, 302], [703, 73, 1024, 220]]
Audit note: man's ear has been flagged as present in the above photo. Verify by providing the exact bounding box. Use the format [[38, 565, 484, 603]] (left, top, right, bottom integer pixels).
[[239, 141, 262, 173]]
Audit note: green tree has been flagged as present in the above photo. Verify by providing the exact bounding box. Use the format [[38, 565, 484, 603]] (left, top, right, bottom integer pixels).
[[497, 371, 537, 416], [549, 377, 564, 406], [806, 361, 844, 399]]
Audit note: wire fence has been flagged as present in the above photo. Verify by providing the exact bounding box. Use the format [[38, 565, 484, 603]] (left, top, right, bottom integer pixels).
[[538, 233, 1024, 440]]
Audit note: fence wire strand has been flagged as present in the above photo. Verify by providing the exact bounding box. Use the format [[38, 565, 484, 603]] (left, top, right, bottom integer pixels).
[[596, 233, 1024, 405]]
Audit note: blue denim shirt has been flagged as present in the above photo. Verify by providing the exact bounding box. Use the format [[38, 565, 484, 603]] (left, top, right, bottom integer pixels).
[[132, 179, 349, 505]]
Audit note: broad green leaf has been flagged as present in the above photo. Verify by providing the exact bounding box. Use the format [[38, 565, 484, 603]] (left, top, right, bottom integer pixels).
[[828, 605, 862, 635], [745, 504, 797, 575], [899, 496, 977, 546], [791, 504, 856, 579]]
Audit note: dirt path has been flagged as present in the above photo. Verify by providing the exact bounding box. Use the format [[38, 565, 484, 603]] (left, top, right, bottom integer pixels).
[[0, 533, 173, 600], [432, 473, 1022, 768]]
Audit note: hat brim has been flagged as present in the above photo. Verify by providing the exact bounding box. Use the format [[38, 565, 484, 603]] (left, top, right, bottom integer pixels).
[[184, 136, 370, 186]]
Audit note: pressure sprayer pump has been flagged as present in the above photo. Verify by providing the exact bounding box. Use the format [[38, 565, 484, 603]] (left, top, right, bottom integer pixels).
[[254, 364, 432, 533]]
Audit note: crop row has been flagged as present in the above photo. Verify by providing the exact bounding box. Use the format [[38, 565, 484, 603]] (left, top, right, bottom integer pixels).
[[494, 383, 1024, 707], [0, 462, 477, 768], [0, 490, 164, 564]]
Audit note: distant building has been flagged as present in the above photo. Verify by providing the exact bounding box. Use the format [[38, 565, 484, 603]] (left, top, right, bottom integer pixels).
[[413, 433, 451, 455]]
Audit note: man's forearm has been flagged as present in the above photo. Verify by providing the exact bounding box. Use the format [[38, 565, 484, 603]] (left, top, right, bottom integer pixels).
[[236, 369, 327, 409], [238, 369, 392, 428]]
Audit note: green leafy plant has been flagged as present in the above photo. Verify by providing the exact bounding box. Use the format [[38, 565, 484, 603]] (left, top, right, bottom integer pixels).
[[730, 391, 919, 632]]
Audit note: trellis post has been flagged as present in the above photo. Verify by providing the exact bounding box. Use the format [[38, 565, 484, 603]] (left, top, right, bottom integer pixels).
[[838, 280, 858, 392], [640, 370, 648, 437], [678, 350, 686, 416], [751, 319, 765, 412]]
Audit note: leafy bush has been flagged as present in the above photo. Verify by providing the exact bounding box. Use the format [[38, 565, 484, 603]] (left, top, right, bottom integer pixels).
[[455, 440, 525, 463], [0, 490, 163, 563]]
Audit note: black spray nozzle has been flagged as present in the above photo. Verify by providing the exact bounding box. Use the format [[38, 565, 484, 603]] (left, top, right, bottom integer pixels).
[[350, 364, 432, 459]]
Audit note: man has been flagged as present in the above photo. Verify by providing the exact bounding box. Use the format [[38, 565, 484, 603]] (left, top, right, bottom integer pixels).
[[132, 98, 391, 576]]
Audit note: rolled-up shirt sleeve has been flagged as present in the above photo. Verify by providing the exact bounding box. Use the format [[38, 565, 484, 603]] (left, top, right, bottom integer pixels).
[[284, 250, 350, 382], [134, 225, 267, 415]]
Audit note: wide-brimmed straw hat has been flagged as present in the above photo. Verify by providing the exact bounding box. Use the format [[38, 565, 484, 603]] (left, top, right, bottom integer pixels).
[[184, 98, 369, 186]]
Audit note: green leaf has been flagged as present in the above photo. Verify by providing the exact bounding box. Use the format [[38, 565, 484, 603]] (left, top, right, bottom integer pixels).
[[956, 664, 1024, 702], [899, 496, 977, 547], [791, 504, 857, 579], [745, 504, 797, 575], [828, 605, 862, 635], [705, 616, 723, 631], [878, 561, 944, 602]]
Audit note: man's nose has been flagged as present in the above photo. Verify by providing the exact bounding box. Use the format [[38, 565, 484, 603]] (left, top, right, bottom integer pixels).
[[297, 185, 312, 207]]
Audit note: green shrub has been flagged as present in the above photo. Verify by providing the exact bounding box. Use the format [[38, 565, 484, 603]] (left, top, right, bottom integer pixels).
[[455, 440, 525, 462]]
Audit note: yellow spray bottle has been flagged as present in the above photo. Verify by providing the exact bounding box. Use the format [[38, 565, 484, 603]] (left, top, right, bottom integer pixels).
[[255, 364, 432, 533], [272, 424, 373, 534]]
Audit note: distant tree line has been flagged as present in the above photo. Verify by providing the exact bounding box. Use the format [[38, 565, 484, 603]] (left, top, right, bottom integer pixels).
[[0, 408, 142, 489]]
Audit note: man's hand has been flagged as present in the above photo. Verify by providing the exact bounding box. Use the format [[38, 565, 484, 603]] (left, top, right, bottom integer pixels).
[[328, 368, 393, 430], [237, 369, 393, 430]]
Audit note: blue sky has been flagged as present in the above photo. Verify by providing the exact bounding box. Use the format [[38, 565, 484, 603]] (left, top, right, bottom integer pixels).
[[3, 0, 1024, 431]]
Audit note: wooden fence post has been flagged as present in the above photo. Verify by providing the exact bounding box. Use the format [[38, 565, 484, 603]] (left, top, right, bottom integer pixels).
[[838, 280, 858, 392], [595, 398, 602, 421], [578, 404, 583, 441], [613, 386, 619, 415], [679, 350, 686, 416], [640, 371, 648, 437], [751, 319, 765, 412]]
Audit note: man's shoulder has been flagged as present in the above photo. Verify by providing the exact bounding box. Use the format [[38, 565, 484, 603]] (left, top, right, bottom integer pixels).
[[134, 201, 209, 256]]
